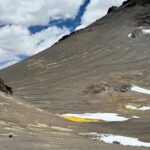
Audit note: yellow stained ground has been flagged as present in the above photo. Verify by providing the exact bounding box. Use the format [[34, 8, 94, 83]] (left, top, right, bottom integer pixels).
[[58, 115, 104, 123]]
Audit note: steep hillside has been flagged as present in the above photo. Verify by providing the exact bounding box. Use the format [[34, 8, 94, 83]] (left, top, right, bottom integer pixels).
[[0, 93, 110, 150], [0, 0, 150, 149], [0, 0, 150, 112]]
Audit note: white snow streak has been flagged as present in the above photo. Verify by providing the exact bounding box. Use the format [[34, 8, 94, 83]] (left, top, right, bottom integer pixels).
[[131, 85, 150, 95], [63, 113, 129, 122], [142, 29, 150, 34], [126, 105, 150, 111], [88, 133, 150, 147]]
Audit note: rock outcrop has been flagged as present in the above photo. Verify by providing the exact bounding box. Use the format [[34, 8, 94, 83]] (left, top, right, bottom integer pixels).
[[83, 79, 131, 94], [122, 0, 150, 7], [0, 78, 13, 94], [107, 6, 118, 14]]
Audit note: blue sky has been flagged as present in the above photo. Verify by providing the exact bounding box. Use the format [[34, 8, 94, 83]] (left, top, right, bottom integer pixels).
[[0, 0, 125, 69], [29, 0, 90, 34]]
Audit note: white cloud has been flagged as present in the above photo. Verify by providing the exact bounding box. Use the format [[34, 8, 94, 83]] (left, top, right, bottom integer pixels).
[[0, 25, 70, 69], [32, 26, 70, 54], [0, 0, 84, 69], [0, 0, 85, 26], [0, 48, 21, 69], [76, 0, 125, 30]]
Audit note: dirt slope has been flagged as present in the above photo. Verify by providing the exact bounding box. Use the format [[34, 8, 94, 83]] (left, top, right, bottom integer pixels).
[[0, 0, 150, 112], [0, 0, 150, 149]]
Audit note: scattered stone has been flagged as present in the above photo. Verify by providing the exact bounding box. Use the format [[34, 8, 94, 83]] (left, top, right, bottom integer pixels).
[[83, 84, 105, 94], [128, 27, 144, 38], [8, 133, 14, 138], [114, 86, 130, 92], [83, 79, 131, 95], [113, 141, 120, 145]]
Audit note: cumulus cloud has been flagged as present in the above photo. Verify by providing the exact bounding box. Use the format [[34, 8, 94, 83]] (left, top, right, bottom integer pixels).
[[0, 25, 70, 69], [0, 0, 84, 69], [76, 0, 125, 30], [0, 48, 21, 69], [0, 0, 84, 26]]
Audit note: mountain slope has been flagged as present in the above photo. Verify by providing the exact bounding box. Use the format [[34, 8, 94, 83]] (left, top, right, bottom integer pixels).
[[0, 0, 150, 149], [0, 0, 150, 112]]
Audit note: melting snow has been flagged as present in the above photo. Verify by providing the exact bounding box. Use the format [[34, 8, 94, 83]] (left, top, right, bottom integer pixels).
[[128, 33, 133, 38], [131, 85, 150, 95], [87, 133, 150, 147], [142, 29, 150, 34], [62, 113, 129, 122], [128, 28, 150, 38], [126, 105, 150, 111]]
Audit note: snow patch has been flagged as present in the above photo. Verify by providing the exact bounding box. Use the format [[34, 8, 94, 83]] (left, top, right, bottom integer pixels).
[[87, 133, 150, 147], [131, 85, 150, 95], [62, 113, 129, 122], [128, 33, 133, 38], [142, 29, 150, 34], [126, 105, 150, 111], [128, 27, 150, 38]]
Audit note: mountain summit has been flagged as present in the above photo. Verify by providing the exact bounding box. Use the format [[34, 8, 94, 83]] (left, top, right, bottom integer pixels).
[[123, 0, 150, 6]]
